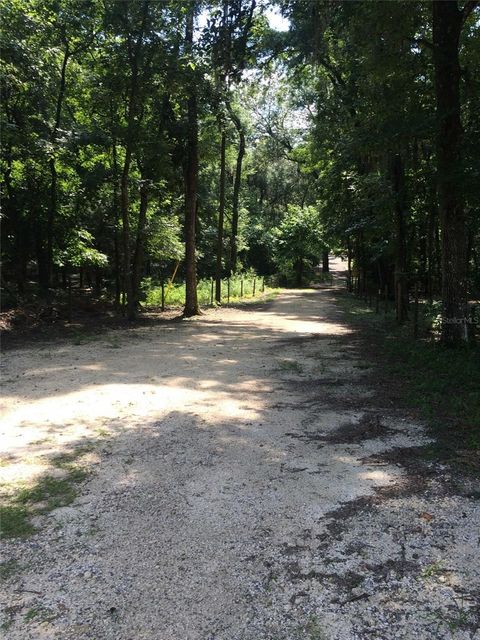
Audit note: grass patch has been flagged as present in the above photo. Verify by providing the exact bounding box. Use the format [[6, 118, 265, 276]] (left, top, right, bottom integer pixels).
[[50, 444, 95, 467], [0, 505, 36, 538], [421, 560, 445, 579], [72, 331, 100, 346], [94, 427, 110, 438], [337, 292, 480, 468], [304, 616, 328, 640], [0, 559, 21, 580], [24, 606, 55, 623], [0, 446, 90, 538], [16, 472, 86, 512], [277, 358, 303, 373]]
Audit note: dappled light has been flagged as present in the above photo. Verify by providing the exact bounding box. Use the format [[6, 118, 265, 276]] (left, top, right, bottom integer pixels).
[[1, 265, 479, 639], [1, 283, 352, 486], [1, 0, 479, 634]]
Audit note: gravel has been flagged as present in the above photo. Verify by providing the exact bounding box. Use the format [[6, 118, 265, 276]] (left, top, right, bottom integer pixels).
[[1, 263, 479, 639]]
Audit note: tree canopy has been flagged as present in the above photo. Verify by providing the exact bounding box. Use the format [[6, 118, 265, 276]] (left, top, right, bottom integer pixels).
[[1, 0, 479, 343]]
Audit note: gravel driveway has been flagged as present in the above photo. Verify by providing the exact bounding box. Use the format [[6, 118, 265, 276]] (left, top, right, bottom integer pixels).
[[1, 269, 479, 639]]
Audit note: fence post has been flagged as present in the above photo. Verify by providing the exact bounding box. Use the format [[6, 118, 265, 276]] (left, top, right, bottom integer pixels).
[[253, 277, 256, 297], [210, 278, 214, 305], [161, 278, 165, 312], [375, 289, 380, 314], [227, 278, 230, 303], [384, 285, 388, 317], [240, 279, 243, 298], [414, 281, 419, 339], [262, 277, 265, 293]]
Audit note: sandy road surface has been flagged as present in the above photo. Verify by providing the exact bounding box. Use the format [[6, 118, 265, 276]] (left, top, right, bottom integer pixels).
[[1, 265, 479, 639]]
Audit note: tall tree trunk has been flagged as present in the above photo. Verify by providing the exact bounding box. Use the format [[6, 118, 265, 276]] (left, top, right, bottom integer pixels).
[[120, 148, 134, 318], [111, 140, 122, 309], [46, 43, 70, 294], [35, 220, 49, 293], [3, 152, 26, 295], [120, 0, 149, 321], [432, 0, 477, 343], [391, 152, 409, 323], [131, 180, 149, 310], [426, 192, 438, 301], [215, 131, 226, 302], [295, 258, 303, 287], [322, 250, 329, 273], [227, 104, 245, 275], [347, 238, 353, 291], [183, 2, 200, 317]]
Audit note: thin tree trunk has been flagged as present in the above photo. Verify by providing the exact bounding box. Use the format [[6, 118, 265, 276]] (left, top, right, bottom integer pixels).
[[227, 103, 245, 275], [183, 2, 200, 317], [120, 148, 133, 318], [121, 0, 149, 321], [391, 153, 409, 322], [347, 238, 353, 291], [35, 224, 49, 292], [215, 131, 226, 302], [426, 193, 437, 301], [111, 140, 122, 309], [46, 43, 70, 294], [131, 180, 149, 310], [432, 0, 476, 343], [322, 250, 329, 273], [3, 152, 26, 295]]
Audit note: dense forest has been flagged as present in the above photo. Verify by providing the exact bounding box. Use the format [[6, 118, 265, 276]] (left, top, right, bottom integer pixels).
[[1, 0, 479, 344]]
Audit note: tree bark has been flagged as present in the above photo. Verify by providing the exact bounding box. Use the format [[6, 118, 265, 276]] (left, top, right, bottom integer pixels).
[[120, 0, 149, 321], [120, 147, 134, 318], [322, 250, 329, 273], [390, 153, 409, 323], [3, 150, 26, 295], [432, 0, 475, 343], [46, 43, 70, 293], [111, 139, 122, 309], [227, 103, 245, 275], [131, 180, 149, 310], [215, 131, 227, 302], [347, 238, 353, 291], [183, 2, 200, 317]]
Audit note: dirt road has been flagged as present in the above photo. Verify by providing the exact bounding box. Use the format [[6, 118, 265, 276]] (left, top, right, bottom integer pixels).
[[1, 265, 479, 639]]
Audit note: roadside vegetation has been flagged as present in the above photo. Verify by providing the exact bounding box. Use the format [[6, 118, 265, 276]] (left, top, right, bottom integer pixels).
[[338, 291, 480, 469], [142, 273, 276, 308]]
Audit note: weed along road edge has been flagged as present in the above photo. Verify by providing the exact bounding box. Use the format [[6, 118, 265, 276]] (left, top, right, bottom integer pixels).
[[1, 265, 479, 639]]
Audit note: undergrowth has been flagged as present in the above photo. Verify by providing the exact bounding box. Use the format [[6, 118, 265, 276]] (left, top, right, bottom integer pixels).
[[337, 292, 480, 469], [142, 274, 274, 307]]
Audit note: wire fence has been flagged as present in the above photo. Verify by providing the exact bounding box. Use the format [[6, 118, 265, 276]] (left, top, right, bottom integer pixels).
[[143, 274, 274, 310], [345, 272, 479, 341]]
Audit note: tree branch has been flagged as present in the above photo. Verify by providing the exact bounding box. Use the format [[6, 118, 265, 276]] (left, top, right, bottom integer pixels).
[[461, 0, 479, 24]]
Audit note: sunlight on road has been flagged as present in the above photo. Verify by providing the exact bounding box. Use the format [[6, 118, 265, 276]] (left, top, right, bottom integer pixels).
[[0, 268, 357, 494]]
